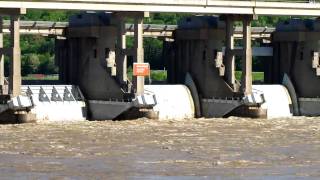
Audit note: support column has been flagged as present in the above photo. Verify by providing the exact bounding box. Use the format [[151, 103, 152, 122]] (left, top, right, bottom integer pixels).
[[241, 16, 253, 95], [225, 16, 236, 89], [9, 15, 21, 97], [116, 17, 127, 86], [134, 16, 144, 95], [0, 16, 4, 88]]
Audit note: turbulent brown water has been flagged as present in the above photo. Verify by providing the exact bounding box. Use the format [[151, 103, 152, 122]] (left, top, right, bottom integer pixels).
[[0, 117, 319, 179]]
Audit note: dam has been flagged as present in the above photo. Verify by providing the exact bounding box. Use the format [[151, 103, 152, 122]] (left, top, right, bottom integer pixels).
[[0, 1, 320, 122]]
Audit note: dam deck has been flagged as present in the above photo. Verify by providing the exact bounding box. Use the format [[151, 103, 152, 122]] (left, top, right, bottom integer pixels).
[[0, 0, 319, 16], [0, 1, 319, 120]]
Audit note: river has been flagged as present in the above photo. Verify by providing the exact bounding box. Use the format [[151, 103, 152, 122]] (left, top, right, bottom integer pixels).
[[0, 117, 319, 179]]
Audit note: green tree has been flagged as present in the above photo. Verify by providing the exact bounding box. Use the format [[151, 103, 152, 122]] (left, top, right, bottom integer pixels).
[[22, 54, 40, 75], [38, 53, 58, 75]]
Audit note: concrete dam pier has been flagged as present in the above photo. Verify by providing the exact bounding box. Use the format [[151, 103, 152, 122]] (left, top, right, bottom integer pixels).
[[0, 9, 320, 122]]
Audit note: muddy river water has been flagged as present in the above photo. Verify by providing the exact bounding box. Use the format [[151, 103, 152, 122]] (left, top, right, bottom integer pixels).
[[0, 117, 319, 179]]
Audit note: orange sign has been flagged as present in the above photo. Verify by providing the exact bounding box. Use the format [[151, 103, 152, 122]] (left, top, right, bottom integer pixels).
[[133, 63, 150, 76]]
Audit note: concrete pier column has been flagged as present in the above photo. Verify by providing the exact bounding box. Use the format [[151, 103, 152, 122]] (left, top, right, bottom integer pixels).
[[241, 15, 253, 95], [0, 16, 4, 88], [225, 16, 236, 89], [9, 15, 21, 97], [116, 17, 127, 85], [134, 16, 144, 95]]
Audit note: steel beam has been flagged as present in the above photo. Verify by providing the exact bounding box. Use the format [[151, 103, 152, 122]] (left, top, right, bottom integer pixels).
[[1, 20, 275, 39], [222, 47, 273, 57], [0, 8, 26, 15]]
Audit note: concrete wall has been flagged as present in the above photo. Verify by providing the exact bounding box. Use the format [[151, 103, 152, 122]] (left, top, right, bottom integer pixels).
[[55, 13, 126, 101], [167, 16, 237, 99], [272, 19, 320, 98]]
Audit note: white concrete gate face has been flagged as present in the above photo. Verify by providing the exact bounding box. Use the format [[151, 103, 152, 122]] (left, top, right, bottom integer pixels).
[[145, 85, 195, 120], [253, 85, 293, 119], [21, 85, 86, 122]]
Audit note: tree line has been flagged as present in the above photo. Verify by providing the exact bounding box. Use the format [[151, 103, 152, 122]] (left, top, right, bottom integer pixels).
[[2, 10, 307, 75]]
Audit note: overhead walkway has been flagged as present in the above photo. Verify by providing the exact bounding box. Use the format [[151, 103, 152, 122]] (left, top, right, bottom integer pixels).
[[1, 20, 275, 39]]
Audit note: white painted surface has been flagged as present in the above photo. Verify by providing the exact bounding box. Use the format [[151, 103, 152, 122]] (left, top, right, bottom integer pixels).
[[30, 102, 86, 122], [9, 95, 33, 110], [145, 85, 195, 120], [253, 85, 293, 119], [21, 85, 87, 122]]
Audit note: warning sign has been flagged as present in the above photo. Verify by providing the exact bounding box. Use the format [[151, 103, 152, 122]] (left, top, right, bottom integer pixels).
[[133, 63, 150, 76]]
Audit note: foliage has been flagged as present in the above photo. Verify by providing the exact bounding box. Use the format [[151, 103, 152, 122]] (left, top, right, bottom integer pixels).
[[21, 10, 76, 21], [4, 10, 310, 76], [236, 71, 264, 82], [151, 70, 167, 81], [146, 13, 190, 25], [144, 38, 163, 69], [23, 74, 58, 81], [21, 53, 40, 75]]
